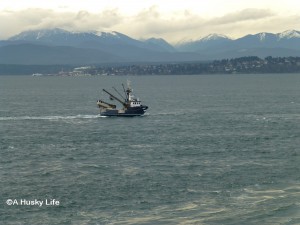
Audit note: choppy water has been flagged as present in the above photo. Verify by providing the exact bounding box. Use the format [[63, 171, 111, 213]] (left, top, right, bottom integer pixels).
[[1, 74, 300, 225]]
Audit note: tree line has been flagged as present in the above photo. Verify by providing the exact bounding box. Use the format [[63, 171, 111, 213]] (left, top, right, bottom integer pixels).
[[2, 56, 300, 75]]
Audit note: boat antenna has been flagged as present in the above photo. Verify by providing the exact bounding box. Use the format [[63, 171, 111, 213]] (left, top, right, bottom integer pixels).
[[127, 79, 132, 89], [113, 87, 125, 101]]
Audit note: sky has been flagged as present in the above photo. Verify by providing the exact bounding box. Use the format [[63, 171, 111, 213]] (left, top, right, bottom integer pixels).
[[1, 0, 300, 43]]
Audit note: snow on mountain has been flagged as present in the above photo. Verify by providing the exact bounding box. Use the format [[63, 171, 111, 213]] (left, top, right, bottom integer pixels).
[[9, 29, 131, 43], [95, 31, 120, 38], [10, 28, 72, 41], [258, 32, 266, 41], [9, 29, 142, 48], [201, 33, 231, 41], [278, 30, 300, 39], [175, 33, 232, 51]]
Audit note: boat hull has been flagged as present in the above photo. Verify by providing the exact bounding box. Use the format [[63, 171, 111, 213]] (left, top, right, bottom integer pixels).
[[100, 106, 148, 117]]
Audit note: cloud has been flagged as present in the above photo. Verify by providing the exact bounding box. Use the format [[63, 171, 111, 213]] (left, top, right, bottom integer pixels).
[[0, 6, 299, 43], [119, 8, 278, 42], [116, 7, 206, 42], [208, 8, 275, 25], [0, 8, 123, 38]]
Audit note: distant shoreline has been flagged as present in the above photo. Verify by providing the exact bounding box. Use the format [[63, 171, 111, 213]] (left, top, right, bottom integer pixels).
[[2, 56, 300, 76]]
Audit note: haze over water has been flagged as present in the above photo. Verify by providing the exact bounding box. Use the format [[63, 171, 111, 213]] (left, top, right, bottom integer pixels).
[[1, 74, 300, 224]]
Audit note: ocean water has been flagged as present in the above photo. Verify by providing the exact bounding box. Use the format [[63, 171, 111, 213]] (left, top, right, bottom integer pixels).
[[1, 74, 300, 225]]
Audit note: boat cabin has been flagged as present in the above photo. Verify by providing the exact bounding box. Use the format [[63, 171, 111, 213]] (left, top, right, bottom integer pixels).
[[130, 100, 141, 107]]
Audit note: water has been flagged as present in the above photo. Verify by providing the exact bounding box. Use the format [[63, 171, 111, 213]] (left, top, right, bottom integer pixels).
[[1, 74, 300, 225]]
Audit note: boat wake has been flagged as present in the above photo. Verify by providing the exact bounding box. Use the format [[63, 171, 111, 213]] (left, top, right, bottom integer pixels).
[[0, 114, 101, 121], [150, 111, 189, 116]]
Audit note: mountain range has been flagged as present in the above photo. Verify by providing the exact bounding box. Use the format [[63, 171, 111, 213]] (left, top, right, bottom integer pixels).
[[1, 28, 300, 65]]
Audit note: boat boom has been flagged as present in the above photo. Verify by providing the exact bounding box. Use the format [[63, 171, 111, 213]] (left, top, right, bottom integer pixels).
[[102, 89, 127, 107]]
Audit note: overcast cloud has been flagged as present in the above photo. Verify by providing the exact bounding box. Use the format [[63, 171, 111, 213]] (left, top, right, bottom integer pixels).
[[0, 5, 299, 43]]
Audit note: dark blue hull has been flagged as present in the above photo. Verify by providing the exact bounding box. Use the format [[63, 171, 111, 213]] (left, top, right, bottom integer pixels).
[[100, 106, 148, 117]]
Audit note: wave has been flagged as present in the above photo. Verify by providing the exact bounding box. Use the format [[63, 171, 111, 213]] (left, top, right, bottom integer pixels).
[[0, 114, 101, 121]]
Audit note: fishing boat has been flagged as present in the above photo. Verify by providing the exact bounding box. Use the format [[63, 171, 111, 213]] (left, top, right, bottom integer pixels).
[[97, 81, 148, 117]]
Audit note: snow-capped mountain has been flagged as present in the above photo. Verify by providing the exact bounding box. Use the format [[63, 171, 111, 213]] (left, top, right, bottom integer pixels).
[[201, 33, 231, 41], [8, 28, 300, 53], [231, 30, 300, 51], [234, 30, 300, 43], [2, 28, 300, 65], [2, 28, 189, 64], [8, 28, 175, 52], [278, 30, 300, 39], [9, 28, 69, 41], [9, 28, 138, 47], [176, 33, 232, 51], [175, 30, 300, 53]]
